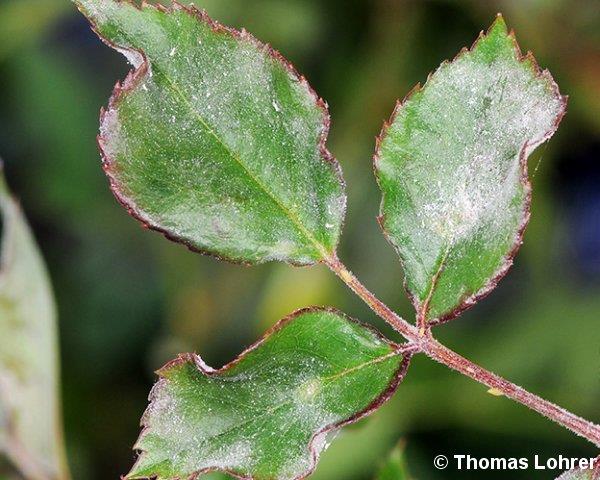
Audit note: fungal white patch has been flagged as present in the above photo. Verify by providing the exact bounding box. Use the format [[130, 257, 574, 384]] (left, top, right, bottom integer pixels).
[[378, 43, 564, 308], [404, 56, 561, 246], [114, 45, 144, 69], [131, 311, 401, 480], [99, 108, 124, 160], [297, 379, 321, 401]]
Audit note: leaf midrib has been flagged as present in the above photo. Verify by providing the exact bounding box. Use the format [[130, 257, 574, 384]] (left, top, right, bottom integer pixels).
[[113, 21, 332, 260], [202, 350, 398, 442], [419, 245, 451, 322], [145, 350, 400, 467]]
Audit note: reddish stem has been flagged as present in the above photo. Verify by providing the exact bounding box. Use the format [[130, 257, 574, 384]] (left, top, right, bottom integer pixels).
[[325, 255, 600, 448]]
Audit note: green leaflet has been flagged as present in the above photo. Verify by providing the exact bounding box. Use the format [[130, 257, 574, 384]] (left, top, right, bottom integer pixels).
[[0, 169, 69, 480], [375, 442, 412, 480], [375, 15, 566, 324], [127, 309, 409, 480], [75, 0, 346, 265]]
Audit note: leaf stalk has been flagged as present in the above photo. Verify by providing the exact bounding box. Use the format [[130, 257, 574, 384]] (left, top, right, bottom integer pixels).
[[325, 254, 600, 448]]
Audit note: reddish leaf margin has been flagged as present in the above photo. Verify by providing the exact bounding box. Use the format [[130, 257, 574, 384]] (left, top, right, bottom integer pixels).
[[127, 306, 414, 480], [75, 0, 346, 266], [373, 14, 568, 326]]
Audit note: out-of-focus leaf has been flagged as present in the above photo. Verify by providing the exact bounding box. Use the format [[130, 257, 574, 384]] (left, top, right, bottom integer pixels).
[[375, 15, 566, 325], [255, 265, 335, 332], [0, 0, 70, 62], [74, 0, 346, 266], [10, 49, 110, 225], [127, 308, 410, 480], [375, 442, 412, 480], [0, 169, 69, 480], [556, 458, 600, 479]]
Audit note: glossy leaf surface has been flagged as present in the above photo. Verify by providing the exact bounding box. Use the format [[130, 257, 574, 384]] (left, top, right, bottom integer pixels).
[[127, 308, 409, 480], [375, 16, 566, 324], [0, 171, 68, 479], [75, 0, 345, 265]]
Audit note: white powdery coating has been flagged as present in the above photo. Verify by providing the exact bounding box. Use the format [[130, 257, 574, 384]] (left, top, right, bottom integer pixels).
[[404, 56, 561, 245], [134, 313, 400, 479], [99, 108, 123, 161], [141, 368, 341, 477], [378, 43, 564, 305], [115, 45, 144, 69], [96, 5, 345, 265]]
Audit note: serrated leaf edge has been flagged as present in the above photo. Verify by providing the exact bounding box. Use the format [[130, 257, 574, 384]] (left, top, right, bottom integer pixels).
[[373, 13, 568, 326], [76, 0, 346, 267], [126, 306, 413, 480]]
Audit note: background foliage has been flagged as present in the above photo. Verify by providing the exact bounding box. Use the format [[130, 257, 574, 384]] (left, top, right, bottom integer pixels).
[[0, 0, 598, 478]]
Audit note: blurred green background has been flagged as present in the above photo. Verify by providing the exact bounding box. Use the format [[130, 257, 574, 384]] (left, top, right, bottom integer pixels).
[[0, 0, 599, 478]]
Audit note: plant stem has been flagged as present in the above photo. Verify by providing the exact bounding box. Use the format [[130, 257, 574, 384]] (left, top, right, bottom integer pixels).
[[325, 255, 600, 448], [423, 340, 600, 446], [326, 256, 417, 340]]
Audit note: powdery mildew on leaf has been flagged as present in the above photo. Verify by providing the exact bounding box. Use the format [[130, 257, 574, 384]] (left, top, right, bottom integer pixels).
[[75, 0, 346, 266], [375, 15, 566, 325], [0, 169, 67, 479], [127, 308, 411, 480]]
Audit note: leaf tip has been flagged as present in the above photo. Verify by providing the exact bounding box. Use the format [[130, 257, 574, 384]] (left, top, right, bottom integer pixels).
[[374, 11, 567, 326], [490, 12, 508, 34], [471, 12, 520, 63]]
